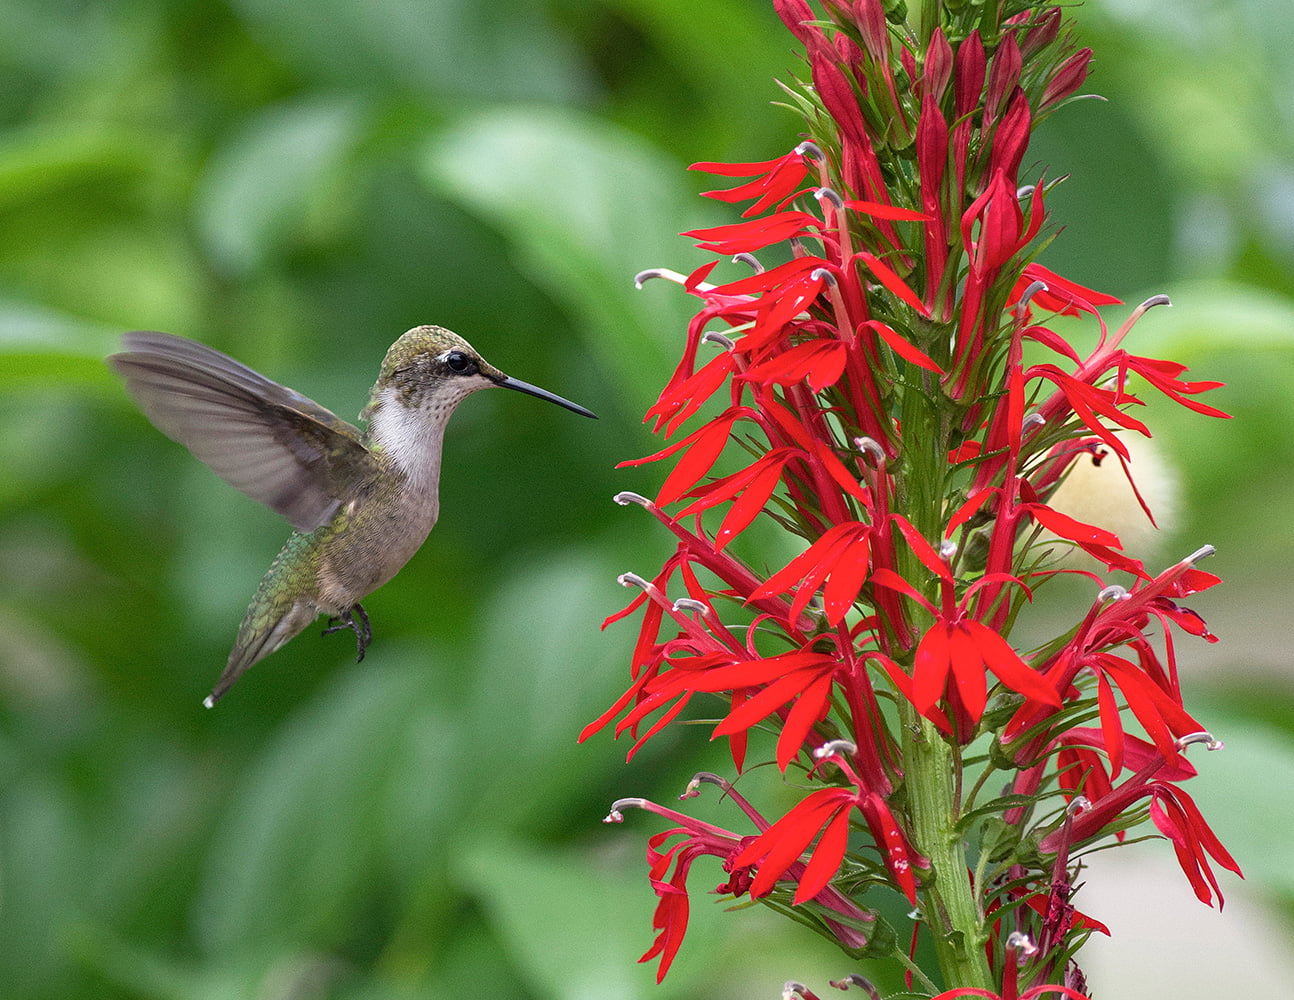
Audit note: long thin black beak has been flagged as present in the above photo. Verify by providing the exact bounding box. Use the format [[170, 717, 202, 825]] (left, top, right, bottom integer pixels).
[[494, 374, 597, 419]]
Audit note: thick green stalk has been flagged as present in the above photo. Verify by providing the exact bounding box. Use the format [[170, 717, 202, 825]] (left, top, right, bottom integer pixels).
[[900, 710, 992, 990], [893, 376, 994, 991]]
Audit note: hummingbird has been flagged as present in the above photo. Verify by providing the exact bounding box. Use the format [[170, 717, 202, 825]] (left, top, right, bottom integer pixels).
[[108, 326, 596, 707]]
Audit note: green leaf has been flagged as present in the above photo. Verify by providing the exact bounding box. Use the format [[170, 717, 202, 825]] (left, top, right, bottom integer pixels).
[[227, 0, 592, 102], [455, 836, 666, 1000], [461, 549, 637, 831], [192, 658, 462, 955], [0, 302, 119, 384], [195, 96, 369, 275], [421, 107, 714, 417], [1186, 718, 1294, 897]]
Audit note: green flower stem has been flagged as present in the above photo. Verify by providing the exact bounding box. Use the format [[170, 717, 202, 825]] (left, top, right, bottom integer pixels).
[[901, 710, 993, 990], [892, 371, 994, 991]]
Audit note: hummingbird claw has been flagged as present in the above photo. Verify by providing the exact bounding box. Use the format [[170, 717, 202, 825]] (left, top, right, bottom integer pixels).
[[322, 604, 372, 662]]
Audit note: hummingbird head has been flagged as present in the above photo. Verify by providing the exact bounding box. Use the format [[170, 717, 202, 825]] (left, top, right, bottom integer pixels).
[[369, 325, 595, 419], [362, 326, 594, 478]]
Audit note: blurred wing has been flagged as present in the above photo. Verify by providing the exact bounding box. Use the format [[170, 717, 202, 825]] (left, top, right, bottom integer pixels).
[[108, 331, 379, 532]]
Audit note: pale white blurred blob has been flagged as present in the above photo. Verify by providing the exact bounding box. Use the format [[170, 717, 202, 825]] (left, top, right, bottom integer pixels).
[[1046, 434, 1179, 561]]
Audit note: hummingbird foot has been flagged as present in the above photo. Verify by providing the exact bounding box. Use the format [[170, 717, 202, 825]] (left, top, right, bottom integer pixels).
[[322, 604, 372, 662]]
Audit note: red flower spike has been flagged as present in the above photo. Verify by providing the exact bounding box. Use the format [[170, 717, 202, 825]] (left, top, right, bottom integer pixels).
[[598, 6, 1234, 988]]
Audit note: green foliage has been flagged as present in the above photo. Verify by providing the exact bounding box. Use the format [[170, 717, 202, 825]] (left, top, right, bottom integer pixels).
[[2, 0, 1293, 997]]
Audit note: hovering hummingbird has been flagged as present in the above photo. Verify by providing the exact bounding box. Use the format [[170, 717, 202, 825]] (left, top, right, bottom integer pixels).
[[109, 326, 596, 707]]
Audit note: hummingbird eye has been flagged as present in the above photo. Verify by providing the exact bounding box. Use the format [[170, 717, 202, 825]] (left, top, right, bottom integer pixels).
[[444, 350, 476, 375]]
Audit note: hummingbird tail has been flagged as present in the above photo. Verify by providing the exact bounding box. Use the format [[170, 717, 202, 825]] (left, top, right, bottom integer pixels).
[[204, 599, 319, 707]]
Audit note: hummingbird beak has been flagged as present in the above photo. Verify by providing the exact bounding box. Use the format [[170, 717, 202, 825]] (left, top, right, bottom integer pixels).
[[491, 373, 597, 419]]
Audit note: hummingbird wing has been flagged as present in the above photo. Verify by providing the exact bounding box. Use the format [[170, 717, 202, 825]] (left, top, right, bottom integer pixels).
[[108, 332, 380, 532]]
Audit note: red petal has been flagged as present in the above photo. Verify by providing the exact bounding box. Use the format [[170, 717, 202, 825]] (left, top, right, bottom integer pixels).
[[862, 319, 943, 372], [855, 251, 931, 315], [947, 623, 989, 720], [714, 452, 794, 549], [776, 671, 835, 770], [844, 198, 932, 222], [655, 417, 738, 506], [820, 528, 871, 624], [912, 623, 952, 713], [794, 805, 852, 903], [970, 622, 1060, 706]]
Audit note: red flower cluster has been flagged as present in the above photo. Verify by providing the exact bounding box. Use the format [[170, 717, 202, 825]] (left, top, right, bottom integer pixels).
[[586, 2, 1236, 994]]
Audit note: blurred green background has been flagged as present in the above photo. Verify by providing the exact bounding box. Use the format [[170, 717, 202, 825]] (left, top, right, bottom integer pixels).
[[2, 1, 1292, 997]]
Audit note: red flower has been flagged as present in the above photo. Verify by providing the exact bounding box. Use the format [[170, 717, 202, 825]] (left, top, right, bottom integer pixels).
[[750, 520, 873, 625], [690, 146, 815, 217], [607, 775, 876, 981], [1039, 732, 1243, 907], [733, 755, 922, 905], [871, 515, 1060, 733]]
